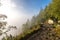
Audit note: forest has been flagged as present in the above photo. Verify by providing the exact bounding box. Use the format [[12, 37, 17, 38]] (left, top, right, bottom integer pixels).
[[1, 0, 60, 40]]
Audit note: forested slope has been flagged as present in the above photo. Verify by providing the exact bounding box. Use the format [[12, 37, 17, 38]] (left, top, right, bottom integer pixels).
[[19, 0, 60, 40]]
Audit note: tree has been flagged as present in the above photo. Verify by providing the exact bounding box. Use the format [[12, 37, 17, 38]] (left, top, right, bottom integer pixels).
[[0, 14, 17, 40], [22, 19, 30, 32]]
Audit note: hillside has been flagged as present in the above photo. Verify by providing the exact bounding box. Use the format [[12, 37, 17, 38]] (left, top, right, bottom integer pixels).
[[19, 0, 60, 40], [20, 22, 60, 40]]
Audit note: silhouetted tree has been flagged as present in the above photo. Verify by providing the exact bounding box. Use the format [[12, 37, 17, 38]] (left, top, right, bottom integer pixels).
[[0, 14, 17, 40]]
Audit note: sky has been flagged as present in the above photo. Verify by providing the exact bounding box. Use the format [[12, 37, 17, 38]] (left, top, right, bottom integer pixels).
[[12, 0, 51, 15], [0, 0, 51, 38]]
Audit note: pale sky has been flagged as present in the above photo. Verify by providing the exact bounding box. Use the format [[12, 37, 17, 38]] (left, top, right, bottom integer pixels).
[[0, 0, 32, 36]]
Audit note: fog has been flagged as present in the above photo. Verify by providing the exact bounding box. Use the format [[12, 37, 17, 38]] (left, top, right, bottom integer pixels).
[[0, 0, 32, 36]]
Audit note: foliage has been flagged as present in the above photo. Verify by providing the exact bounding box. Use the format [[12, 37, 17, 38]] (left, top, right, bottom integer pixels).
[[2, 35, 17, 40], [0, 14, 17, 40]]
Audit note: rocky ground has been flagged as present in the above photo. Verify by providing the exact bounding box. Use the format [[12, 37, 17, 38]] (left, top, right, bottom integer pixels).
[[20, 24, 60, 40]]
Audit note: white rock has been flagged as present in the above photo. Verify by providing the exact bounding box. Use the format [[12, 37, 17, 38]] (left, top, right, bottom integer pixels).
[[48, 19, 54, 24]]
